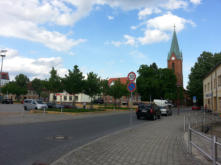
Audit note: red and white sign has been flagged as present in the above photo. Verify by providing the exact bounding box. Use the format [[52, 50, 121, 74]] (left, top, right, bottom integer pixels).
[[127, 72, 136, 82]]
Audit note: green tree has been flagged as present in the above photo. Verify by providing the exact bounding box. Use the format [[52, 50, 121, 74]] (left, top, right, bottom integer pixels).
[[48, 67, 63, 101], [84, 72, 101, 108], [100, 79, 110, 107], [137, 63, 177, 101], [187, 51, 221, 105], [2, 81, 27, 100], [15, 74, 29, 88], [31, 78, 43, 98], [109, 79, 127, 108], [62, 65, 84, 107]]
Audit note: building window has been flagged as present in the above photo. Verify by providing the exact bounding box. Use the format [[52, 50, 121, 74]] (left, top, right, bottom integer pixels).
[[172, 63, 175, 71], [208, 83, 210, 91], [74, 96, 78, 101], [218, 75, 221, 86], [64, 96, 67, 101], [204, 85, 206, 92], [69, 96, 72, 101]]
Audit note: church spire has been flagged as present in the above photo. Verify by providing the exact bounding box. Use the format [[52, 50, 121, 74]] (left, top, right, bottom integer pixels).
[[167, 26, 182, 60]]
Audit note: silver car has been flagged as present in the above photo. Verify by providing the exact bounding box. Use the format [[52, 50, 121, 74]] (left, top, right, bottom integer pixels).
[[159, 106, 172, 116], [24, 99, 48, 110]]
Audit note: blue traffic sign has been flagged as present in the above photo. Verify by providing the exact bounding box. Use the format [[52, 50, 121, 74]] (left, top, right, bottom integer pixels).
[[127, 82, 136, 92]]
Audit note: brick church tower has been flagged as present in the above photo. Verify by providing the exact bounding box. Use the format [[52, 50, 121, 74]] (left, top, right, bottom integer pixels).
[[167, 28, 183, 87]]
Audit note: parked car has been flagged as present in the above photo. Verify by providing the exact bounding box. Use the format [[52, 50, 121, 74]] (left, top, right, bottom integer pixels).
[[192, 104, 201, 110], [159, 106, 172, 116], [47, 102, 64, 109], [24, 99, 48, 110], [136, 103, 161, 120], [2, 98, 13, 104], [92, 98, 104, 104]]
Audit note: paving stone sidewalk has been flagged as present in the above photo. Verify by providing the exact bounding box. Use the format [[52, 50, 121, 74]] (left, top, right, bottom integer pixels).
[[51, 114, 208, 165]]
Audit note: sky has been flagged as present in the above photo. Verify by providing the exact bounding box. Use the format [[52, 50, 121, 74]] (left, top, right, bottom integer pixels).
[[0, 0, 220, 89]]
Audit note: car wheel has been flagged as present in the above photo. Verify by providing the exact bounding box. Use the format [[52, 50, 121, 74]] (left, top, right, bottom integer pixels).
[[24, 106, 27, 110], [157, 115, 161, 119], [137, 115, 140, 120]]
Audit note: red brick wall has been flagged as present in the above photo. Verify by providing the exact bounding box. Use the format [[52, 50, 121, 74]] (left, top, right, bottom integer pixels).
[[168, 53, 183, 87]]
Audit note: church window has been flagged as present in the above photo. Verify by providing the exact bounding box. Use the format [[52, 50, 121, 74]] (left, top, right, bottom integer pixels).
[[172, 63, 175, 71]]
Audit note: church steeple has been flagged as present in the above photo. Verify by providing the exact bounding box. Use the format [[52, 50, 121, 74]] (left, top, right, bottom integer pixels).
[[167, 27, 182, 60], [167, 25, 183, 87]]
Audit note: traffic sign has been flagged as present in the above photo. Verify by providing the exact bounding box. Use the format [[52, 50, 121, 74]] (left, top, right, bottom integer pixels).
[[127, 82, 136, 92], [127, 72, 136, 82], [193, 96, 196, 103]]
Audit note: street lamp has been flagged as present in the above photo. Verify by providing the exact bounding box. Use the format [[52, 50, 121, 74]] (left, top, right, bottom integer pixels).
[[0, 49, 7, 90]]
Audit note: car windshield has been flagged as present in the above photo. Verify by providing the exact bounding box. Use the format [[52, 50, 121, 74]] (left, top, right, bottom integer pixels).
[[36, 100, 43, 104]]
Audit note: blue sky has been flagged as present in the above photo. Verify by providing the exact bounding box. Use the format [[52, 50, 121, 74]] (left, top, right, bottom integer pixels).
[[0, 0, 220, 88]]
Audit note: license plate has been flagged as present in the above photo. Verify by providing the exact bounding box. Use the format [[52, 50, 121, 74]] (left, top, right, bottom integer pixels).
[[142, 110, 146, 112]]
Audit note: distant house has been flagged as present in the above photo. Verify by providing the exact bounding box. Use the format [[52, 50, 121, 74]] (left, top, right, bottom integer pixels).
[[104, 77, 141, 104], [49, 92, 92, 103], [0, 72, 9, 87]]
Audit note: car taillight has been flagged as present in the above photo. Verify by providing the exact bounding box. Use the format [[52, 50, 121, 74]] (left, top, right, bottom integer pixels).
[[150, 109, 153, 113], [136, 108, 138, 112]]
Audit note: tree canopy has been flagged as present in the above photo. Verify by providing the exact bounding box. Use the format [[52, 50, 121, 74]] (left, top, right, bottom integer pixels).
[[84, 72, 101, 100], [187, 51, 221, 105], [136, 63, 177, 101]]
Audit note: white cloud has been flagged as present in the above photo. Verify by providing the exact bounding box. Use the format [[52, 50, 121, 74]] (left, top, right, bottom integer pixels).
[[111, 35, 136, 47], [161, 0, 188, 10], [138, 8, 162, 20], [138, 29, 170, 45], [190, 0, 201, 5], [146, 12, 195, 32], [3, 48, 68, 80], [126, 12, 195, 45], [108, 16, 114, 20]]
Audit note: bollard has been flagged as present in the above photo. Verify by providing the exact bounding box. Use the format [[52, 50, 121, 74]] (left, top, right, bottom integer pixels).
[[188, 123, 192, 154], [212, 136, 217, 165]]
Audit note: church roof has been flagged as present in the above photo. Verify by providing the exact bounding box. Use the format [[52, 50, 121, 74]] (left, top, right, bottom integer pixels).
[[168, 29, 182, 60]]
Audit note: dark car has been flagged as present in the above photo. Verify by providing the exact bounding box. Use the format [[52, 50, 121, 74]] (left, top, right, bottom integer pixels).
[[47, 102, 64, 109], [136, 103, 161, 120], [2, 98, 13, 104], [92, 98, 104, 104]]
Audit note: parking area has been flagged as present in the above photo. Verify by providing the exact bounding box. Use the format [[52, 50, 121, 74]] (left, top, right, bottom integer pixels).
[[0, 103, 25, 113]]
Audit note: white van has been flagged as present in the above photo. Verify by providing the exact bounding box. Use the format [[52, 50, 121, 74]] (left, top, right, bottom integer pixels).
[[153, 99, 168, 106], [24, 99, 48, 110]]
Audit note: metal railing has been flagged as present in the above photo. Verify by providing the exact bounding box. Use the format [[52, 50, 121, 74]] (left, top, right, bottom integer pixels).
[[188, 123, 221, 165]]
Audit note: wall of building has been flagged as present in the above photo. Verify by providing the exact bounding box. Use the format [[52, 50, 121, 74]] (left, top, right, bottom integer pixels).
[[49, 92, 92, 103], [168, 53, 183, 87], [203, 64, 221, 113]]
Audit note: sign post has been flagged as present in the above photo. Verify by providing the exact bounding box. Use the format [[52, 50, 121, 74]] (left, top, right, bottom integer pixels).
[[127, 72, 136, 126]]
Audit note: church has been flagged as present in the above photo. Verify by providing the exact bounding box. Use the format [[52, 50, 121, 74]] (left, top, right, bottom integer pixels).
[[167, 27, 191, 106], [167, 28, 183, 87]]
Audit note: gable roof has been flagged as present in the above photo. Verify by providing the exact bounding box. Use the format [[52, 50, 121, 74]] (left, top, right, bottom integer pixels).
[[108, 77, 128, 86], [168, 30, 182, 60]]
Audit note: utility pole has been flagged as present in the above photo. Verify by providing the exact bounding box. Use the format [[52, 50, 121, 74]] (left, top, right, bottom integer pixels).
[[0, 50, 7, 96]]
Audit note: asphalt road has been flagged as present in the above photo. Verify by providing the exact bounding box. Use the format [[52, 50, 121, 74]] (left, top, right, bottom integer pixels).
[[0, 112, 146, 165]]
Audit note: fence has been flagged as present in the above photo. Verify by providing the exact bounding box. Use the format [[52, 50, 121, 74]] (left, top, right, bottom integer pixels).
[[185, 111, 221, 165]]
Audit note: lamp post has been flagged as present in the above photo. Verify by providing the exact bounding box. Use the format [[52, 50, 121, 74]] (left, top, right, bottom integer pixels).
[[0, 50, 7, 92]]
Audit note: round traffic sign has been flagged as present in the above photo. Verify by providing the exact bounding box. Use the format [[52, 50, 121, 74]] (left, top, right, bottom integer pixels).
[[127, 82, 136, 92], [128, 72, 136, 82]]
